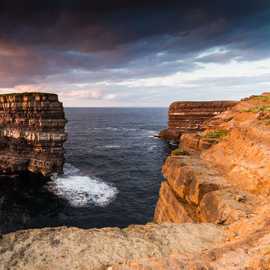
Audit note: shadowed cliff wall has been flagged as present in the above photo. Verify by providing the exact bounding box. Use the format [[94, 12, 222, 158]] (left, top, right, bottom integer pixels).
[[0, 93, 67, 176]]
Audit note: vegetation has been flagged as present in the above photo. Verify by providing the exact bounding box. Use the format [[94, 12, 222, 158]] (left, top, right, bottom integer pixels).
[[171, 148, 189, 156], [243, 106, 270, 113], [204, 130, 229, 139], [251, 95, 270, 102]]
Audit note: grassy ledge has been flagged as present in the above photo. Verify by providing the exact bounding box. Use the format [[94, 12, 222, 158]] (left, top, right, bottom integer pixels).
[[171, 148, 189, 156], [204, 130, 229, 139], [242, 105, 270, 113]]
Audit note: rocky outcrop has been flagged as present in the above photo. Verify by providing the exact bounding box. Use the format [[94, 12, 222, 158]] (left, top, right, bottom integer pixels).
[[114, 204, 270, 270], [159, 101, 236, 141], [0, 93, 67, 176], [150, 93, 270, 268], [0, 223, 226, 270], [154, 93, 270, 225]]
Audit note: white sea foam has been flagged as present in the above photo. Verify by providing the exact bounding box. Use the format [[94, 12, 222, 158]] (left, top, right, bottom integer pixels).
[[147, 145, 157, 151], [48, 163, 118, 207], [94, 127, 138, 132], [122, 128, 137, 131], [93, 127, 119, 131], [147, 130, 157, 134], [144, 130, 158, 137]]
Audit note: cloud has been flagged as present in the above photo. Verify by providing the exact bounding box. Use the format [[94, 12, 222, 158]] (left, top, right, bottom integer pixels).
[[0, 1, 269, 106], [62, 90, 103, 99]]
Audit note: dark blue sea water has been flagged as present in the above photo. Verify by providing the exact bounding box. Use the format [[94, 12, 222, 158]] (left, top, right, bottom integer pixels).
[[0, 108, 170, 234]]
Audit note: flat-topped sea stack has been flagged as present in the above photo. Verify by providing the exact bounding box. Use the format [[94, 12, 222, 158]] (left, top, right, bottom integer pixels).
[[159, 101, 237, 141], [0, 93, 67, 177]]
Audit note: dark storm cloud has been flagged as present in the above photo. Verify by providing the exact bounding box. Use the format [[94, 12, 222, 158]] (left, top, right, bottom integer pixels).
[[0, 0, 270, 88]]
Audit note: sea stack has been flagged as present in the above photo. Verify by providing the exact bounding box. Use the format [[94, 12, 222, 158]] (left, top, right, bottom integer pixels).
[[0, 93, 67, 177], [159, 101, 237, 142]]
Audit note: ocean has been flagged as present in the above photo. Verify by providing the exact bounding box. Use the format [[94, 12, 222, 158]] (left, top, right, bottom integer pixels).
[[0, 108, 170, 233]]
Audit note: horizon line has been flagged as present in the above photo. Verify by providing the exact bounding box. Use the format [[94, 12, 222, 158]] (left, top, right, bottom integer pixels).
[[64, 106, 169, 108]]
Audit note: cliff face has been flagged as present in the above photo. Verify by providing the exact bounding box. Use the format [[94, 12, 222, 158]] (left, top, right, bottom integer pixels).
[[1, 93, 270, 270], [154, 93, 270, 224], [159, 101, 236, 141], [0, 93, 67, 176], [149, 93, 270, 269]]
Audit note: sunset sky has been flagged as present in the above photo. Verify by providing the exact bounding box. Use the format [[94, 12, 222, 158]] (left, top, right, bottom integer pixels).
[[0, 1, 270, 107]]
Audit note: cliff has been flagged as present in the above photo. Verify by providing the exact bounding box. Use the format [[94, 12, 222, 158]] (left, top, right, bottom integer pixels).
[[0, 93, 67, 176], [151, 92, 270, 268], [154, 93, 270, 224], [159, 101, 236, 141], [1, 93, 270, 270]]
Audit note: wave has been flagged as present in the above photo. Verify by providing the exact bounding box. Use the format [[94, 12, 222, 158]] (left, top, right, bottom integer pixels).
[[96, 145, 121, 149], [93, 127, 119, 131], [93, 127, 157, 134], [63, 163, 80, 176], [48, 163, 118, 207], [147, 145, 158, 151], [122, 128, 137, 131], [93, 127, 135, 132], [143, 130, 159, 138]]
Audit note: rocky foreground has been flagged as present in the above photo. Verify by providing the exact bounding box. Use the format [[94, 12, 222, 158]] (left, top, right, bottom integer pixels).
[[0, 93, 66, 176], [1, 93, 270, 269]]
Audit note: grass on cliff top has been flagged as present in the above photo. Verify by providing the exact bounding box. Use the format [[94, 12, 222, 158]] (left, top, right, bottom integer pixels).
[[171, 148, 189, 156], [204, 130, 229, 139], [250, 95, 270, 102], [242, 105, 270, 113]]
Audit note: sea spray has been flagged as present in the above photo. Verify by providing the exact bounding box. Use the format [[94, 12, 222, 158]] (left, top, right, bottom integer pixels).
[[48, 163, 118, 207]]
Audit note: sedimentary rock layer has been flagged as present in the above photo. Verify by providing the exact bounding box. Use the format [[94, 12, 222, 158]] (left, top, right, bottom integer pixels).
[[159, 101, 236, 141], [0, 93, 67, 176]]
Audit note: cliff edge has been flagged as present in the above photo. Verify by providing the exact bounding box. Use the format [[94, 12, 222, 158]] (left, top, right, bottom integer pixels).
[[0, 93, 67, 176]]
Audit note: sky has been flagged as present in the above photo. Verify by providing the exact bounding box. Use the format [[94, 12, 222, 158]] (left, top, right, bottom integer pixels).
[[0, 0, 270, 107]]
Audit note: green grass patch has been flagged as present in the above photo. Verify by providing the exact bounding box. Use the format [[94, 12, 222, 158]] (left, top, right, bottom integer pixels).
[[204, 130, 229, 139], [251, 95, 270, 102], [243, 106, 270, 113], [171, 148, 189, 156]]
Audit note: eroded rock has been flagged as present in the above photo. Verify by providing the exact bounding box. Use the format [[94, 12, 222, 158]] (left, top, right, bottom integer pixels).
[[160, 101, 236, 142], [0, 93, 67, 176], [0, 223, 226, 270]]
